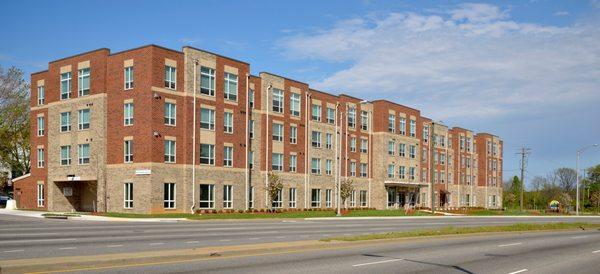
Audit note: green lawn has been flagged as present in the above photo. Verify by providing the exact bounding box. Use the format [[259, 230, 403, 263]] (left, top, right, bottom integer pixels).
[[321, 222, 600, 242], [100, 209, 432, 220]]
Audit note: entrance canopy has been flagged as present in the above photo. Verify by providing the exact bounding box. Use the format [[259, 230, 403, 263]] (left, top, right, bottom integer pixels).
[[384, 180, 428, 188]]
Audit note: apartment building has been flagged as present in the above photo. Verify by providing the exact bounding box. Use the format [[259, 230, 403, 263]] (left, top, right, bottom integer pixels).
[[13, 44, 503, 213]]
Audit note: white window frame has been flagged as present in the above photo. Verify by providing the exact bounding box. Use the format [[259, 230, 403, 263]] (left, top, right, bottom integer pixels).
[[347, 107, 356, 128], [350, 162, 356, 177], [360, 138, 368, 153], [388, 114, 395, 133], [200, 108, 215, 130], [388, 141, 395, 155], [361, 110, 368, 130], [60, 112, 71, 132], [289, 188, 297, 208], [409, 120, 416, 137], [289, 154, 297, 172], [350, 137, 356, 152], [272, 123, 283, 142], [350, 190, 356, 207], [312, 104, 321, 121], [399, 118, 406, 135], [78, 68, 90, 97], [311, 158, 321, 174], [37, 117, 44, 136], [325, 159, 332, 175], [224, 72, 238, 101], [272, 88, 284, 113], [124, 140, 133, 163], [78, 109, 90, 130], [37, 148, 44, 168], [224, 112, 233, 133], [78, 144, 90, 165], [223, 146, 233, 167], [200, 66, 215, 96], [290, 125, 297, 144], [311, 131, 322, 148], [60, 145, 71, 166], [223, 185, 233, 209], [199, 184, 215, 209], [37, 183, 44, 207], [164, 140, 176, 163], [325, 189, 332, 208], [124, 103, 134, 126], [164, 102, 176, 126], [37, 86, 45, 105], [360, 163, 368, 178], [326, 107, 335, 124], [164, 183, 176, 209], [60, 72, 71, 100], [311, 189, 321, 208], [200, 144, 215, 165], [272, 153, 283, 171], [124, 66, 134, 90], [325, 133, 332, 149], [360, 190, 367, 207], [165, 65, 176, 90], [272, 188, 283, 208], [290, 93, 300, 116], [124, 182, 133, 209]]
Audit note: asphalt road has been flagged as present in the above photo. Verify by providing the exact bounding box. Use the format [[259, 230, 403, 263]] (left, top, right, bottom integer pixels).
[[85, 229, 600, 274], [1, 213, 600, 262]]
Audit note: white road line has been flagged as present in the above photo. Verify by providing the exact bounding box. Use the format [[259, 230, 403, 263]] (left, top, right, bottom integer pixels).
[[186, 241, 199, 244], [248, 237, 260, 240], [353, 259, 403, 267], [507, 269, 528, 274], [3, 249, 24, 253], [106, 245, 123, 248], [592, 250, 600, 254], [323, 234, 332, 237], [498, 243, 522, 247], [1, 238, 78, 244], [149, 243, 164, 246], [59, 247, 77, 250], [219, 239, 231, 242], [571, 236, 587, 239], [276, 236, 286, 239]]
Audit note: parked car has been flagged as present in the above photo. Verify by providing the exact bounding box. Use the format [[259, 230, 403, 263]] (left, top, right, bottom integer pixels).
[[0, 195, 10, 207]]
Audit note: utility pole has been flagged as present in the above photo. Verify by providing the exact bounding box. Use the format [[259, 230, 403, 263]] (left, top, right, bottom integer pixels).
[[430, 122, 435, 214], [517, 147, 531, 211]]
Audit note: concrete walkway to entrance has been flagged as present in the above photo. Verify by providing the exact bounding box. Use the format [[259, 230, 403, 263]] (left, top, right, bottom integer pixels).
[[0, 209, 187, 222]]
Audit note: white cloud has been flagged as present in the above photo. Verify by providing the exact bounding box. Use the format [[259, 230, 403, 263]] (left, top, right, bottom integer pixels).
[[278, 3, 600, 121]]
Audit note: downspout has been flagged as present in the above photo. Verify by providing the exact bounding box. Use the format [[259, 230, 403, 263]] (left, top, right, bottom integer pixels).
[[191, 60, 198, 214], [265, 83, 271, 207], [245, 74, 249, 211], [304, 92, 310, 208]]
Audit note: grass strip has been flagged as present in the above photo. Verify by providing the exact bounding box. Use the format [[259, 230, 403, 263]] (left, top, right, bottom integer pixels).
[[321, 222, 600, 242]]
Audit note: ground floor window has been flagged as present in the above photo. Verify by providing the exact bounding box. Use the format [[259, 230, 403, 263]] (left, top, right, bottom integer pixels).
[[223, 185, 233, 208], [387, 188, 396, 207], [272, 188, 282, 208], [249, 186, 254, 209], [360, 190, 367, 207], [325, 189, 332, 208], [311, 189, 321, 207], [350, 190, 356, 207], [124, 182, 133, 209], [37, 183, 44, 207], [289, 188, 297, 208], [199, 184, 215, 208], [465, 194, 471, 206], [164, 183, 176, 209]]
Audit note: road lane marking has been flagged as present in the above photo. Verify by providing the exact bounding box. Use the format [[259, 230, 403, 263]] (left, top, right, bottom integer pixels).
[[219, 239, 231, 242], [498, 243, 522, 247], [59, 247, 77, 250], [353, 259, 403, 267], [571, 236, 587, 239], [592, 250, 600, 253], [106, 245, 123, 248], [248, 237, 260, 240], [186, 241, 199, 244], [149, 243, 164, 246], [1, 238, 78, 244], [3, 249, 24, 253], [276, 236, 286, 239], [507, 269, 528, 274]]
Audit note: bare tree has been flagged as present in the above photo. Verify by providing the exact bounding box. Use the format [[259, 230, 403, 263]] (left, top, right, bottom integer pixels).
[[554, 167, 577, 194], [339, 179, 354, 209], [0, 65, 30, 178], [267, 172, 283, 210]]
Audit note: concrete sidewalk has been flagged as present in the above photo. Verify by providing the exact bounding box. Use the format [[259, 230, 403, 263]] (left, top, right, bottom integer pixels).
[[0, 209, 187, 222]]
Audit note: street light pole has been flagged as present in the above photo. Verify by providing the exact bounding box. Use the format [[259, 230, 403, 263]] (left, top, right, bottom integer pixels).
[[576, 144, 598, 215]]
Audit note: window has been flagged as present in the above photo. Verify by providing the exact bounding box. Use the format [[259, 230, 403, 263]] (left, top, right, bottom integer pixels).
[[224, 112, 233, 133], [248, 151, 254, 169], [164, 103, 176, 126], [399, 118, 406, 135], [311, 189, 321, 207], [249, 120, 254, 139], [360, 190, 367, 207], [60, 112, 71, 132], [350, 137, 357, 152], [409, 167, 415, 180], [78, 68, 90, 96], [290, 125, 297, 144], [361, 111, 368, 130], [37, 148, 44, 168], [350, 162, 356, 177], [360, 138, 368, 153], [164, 65, 176, 89], [409, 145, 416, 159], [326, 133, 333, 149], [249, 186, 254, 209], [78, 109, 90, 130], [124, 103, 134, 126], [388, 164, 395, 178], [327, 107, 335, 124], [124, 66, 134, 90], [422, 169, 427, 183], [199, 184, 215, 208], [423, 126, 429, 143], [124, 140, 133, 163], [388, 114, 395, 132], [272, 123, 283, 141], [60, 145, 71, 166], [347, 107, 356, 128], [200, 144, 215, 165], [37, 184, 44, 207], [272, 188, 282, 208], [290, 93, 300, 116], [37, 86, 45, 105], [399, 143, 406, 157], [272, 88, 284, 113], [78, 144, 90, 165], [326, 159, 332, 175], [200, 67, 215, 96], [200, 108, 215, 130], [311, 158, 321, 174], [124, 183, 133, 208], [398, 166, 406, 179], [272, 153, 283, 171], [249, 89, 254, 108], [289, 155, 297, 172], [311, 104, 321, 121], [360, 163, 368, 178], [388, 141, 395, 155], [164, 140, 176, 163], [350, 190, 356, 207], [224, 72, 238, 101], [409, 120, 416, 137], [164, 183, 176, 209], [60, 72, 71, 100], [422, 149, 427, 163], [289, 188, 297, 208], [37, 117, 44, 136], [311, 131, 321, 148], [325, 189, 332, 208], [223, 146, 233, 167], [223, 185, 233, 208]]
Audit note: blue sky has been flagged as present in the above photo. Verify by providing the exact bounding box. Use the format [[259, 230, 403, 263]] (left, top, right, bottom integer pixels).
[[1, 0, 599, 188]]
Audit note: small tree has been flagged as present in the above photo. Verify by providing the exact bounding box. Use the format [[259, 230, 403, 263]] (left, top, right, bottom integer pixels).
[[267, 172, 283, 210], [590, 191, 600, 214], [340, 179, 354, 209]]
